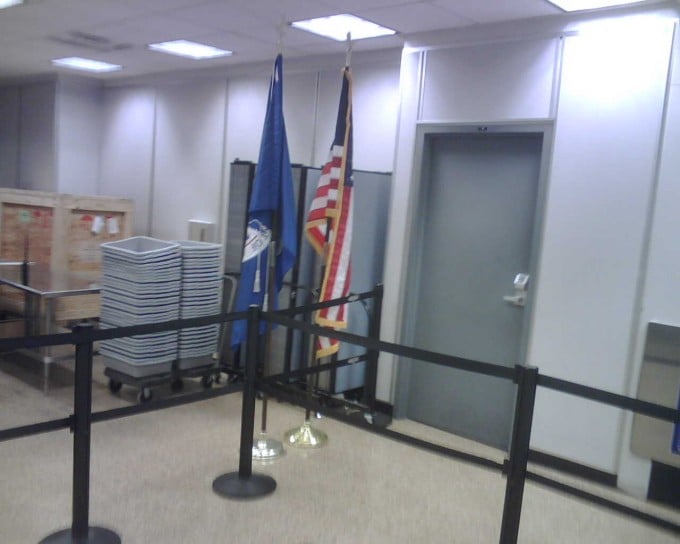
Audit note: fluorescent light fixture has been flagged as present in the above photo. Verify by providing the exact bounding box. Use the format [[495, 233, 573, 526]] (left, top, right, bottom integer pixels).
[[546, 0, 647, 11], [291, 14, 396, 41], [51, 57, 122, 73], [0, 0, 23, 8], [148, 40, 232, 59]]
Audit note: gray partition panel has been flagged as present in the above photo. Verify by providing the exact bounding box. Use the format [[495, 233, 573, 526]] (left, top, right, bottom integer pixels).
[[302, 167, 391, 393], [224, 162, 391, 392]]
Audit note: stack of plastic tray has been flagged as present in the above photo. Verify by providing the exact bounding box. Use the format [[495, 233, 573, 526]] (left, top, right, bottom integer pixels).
[[99, 237, 182, 378], [176, 240, 222, 369]]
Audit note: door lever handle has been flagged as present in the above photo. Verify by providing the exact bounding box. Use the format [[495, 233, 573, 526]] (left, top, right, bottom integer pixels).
[[503, 294, 525, 307]]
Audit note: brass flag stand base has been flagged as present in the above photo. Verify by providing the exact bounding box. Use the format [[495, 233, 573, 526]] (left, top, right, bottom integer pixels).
[[252, 433, 285, 460], [283, 420, 328, 449]]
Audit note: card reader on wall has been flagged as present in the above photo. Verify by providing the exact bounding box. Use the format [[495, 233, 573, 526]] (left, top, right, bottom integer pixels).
[[188, 220, 216, 243]]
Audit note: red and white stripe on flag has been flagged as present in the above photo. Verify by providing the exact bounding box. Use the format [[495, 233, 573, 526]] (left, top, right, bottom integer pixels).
[[305, 67, 353, 358], [305, 145, 344, 255]]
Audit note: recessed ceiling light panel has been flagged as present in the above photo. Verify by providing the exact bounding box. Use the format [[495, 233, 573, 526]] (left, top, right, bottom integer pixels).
[[0, 0, 23, 10], [291, 14, 396, 41], [51, 57, 122, 73], [148, 40, 232, 59], [546, 0, 647, 11]]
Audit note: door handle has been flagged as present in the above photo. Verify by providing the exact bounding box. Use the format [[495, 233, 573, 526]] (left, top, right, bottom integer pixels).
[[503, 293, 526, 307], [503, 273, 529, 307]]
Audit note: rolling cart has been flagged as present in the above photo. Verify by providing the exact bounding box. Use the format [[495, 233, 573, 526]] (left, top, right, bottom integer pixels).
[[104, 355, 221, 403]]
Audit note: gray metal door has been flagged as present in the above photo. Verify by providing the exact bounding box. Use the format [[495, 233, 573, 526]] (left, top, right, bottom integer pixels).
[[400, 130, 544, 450]]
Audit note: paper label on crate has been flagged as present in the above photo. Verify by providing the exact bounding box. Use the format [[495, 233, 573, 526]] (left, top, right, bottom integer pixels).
[[91, 215, 105, 234], [18, 209, 31, 224], [107, 217, 119, 235]]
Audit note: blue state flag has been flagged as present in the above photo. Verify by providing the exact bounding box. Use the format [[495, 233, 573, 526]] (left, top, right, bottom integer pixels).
[[231, 54, 297, 349]]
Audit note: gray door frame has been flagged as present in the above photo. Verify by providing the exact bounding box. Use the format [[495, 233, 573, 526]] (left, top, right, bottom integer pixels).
[[393, 121, 553, 425]]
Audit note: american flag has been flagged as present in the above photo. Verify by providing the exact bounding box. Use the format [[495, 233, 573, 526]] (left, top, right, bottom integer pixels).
[[305, 66, 353, 358]]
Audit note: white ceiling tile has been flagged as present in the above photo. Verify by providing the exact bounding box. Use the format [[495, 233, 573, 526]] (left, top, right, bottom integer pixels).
[[356, 3, 473, 34], [432, 0, 562, 24], [0, 0, 647, 80], [109, 0, 214, 10], [88, 14, 212, 45], [321, 0, 416, 8]]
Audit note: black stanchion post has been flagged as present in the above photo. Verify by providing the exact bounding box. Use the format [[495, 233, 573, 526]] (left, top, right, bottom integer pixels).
[[499, 365, 539, 544], [213, 306, 277, 499], [362, 284, 383, 415], [40, 323, 120, 544]]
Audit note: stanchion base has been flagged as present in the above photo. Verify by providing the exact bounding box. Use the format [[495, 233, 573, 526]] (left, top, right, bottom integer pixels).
[[212, 472, 277, 499], [40, 527, 121, 544], [252, 435, 285, 461], [283, 420, 328, 449]]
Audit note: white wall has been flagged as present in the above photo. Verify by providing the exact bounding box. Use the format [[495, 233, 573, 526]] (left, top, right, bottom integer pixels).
[[381, 9, 678, 495], [97, 50, 401, 243], [18, 81, 56, 192], [0, 86, 19, 188], [0, 78, 102, 194], [99, 86, 156, 235], [151, 79, 227, 241], [56, 77, 102, 195], [528, 19, 675, 475], [617, 25, 680, 497]]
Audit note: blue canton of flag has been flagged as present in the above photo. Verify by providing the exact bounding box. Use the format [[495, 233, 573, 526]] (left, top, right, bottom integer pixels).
[[231, 54, 297, 349]]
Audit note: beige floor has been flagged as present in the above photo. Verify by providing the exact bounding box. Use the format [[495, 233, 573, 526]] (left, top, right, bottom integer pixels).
[[0, 352, 678, 544]]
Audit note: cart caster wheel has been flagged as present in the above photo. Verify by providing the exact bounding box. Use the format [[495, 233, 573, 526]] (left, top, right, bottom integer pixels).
[[201, 375, 214, 389], [108, 379, 122, 394], [137, 388, 153, 403], [214, 372, 223, 384], [171, 378, 184, 392]]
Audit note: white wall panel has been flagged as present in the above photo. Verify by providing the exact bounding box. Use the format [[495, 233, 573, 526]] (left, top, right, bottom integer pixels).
[[56, 79, 101, 195], [527, 22, 675, 472], [421, 38, 558, 122], [0, 86, 19, 188], [314, 69, 342, 168], [377, 49, 423, 402], [617, 29, 680, 496], [19, 81, 55, 192], [99, 87, 156, 235], [315, 63, 400, 172], [151, 79, 226, 241], [224, 77, 269, 165], [351, 63, 401, 173], [225, 69, 318, 167], [282, 72, 318, 167]]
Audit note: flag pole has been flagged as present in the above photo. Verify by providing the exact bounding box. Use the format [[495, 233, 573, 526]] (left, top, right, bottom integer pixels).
[[251, 236, 285, 460], [229, 53, 295, 461], [282, 238, 329, 449], [284, 40, 353, 449]]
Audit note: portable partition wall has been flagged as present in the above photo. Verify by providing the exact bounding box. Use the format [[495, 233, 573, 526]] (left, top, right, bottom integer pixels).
[[223, 160, 392, 395]]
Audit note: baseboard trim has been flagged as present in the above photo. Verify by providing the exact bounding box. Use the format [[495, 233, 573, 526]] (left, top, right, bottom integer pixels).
[[528, 449, 617, 488]]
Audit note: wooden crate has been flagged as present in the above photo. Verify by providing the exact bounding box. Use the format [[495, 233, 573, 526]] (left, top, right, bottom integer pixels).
[[0, 188, 134, 322]]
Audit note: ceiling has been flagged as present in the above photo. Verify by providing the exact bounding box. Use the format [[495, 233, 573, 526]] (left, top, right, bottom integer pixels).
[[0, 0, 665, 81]]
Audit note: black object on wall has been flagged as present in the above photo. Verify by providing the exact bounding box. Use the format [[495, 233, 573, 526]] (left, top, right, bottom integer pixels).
[[648, 461, 680, 508]]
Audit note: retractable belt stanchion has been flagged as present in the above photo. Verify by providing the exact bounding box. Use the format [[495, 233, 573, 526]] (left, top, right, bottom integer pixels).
[[361, 284, 383, 424], [40, 324, 121, 544], [212, 305, 277, 499], [499, 365, 538, 544]]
